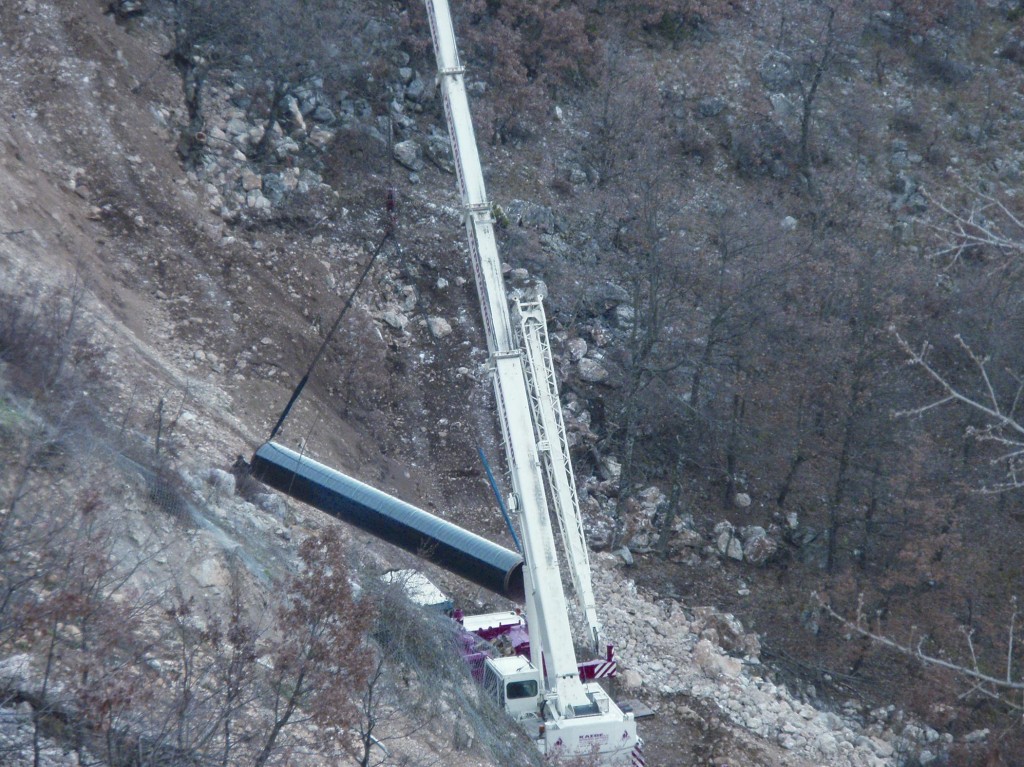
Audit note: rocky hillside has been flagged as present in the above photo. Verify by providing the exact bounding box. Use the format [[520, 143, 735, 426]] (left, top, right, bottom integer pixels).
[[3, 1, 1024, 766]]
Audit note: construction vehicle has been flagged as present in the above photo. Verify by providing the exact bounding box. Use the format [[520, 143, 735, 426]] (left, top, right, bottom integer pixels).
[[252, 1, 642, 764], [420, 2, 640, 763]]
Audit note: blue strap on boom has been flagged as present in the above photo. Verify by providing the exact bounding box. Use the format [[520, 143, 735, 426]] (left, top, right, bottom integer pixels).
[[477, 446, 522, 554]]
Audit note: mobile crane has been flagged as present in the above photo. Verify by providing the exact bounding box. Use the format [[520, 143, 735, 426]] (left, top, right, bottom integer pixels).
[[421, 2, 640, 763], [252, 2, 642, 763]]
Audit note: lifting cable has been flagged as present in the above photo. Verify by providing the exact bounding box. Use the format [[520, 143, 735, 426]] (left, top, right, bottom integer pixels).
[[268, 116, 398, 444], [267, 227, 394, 443]]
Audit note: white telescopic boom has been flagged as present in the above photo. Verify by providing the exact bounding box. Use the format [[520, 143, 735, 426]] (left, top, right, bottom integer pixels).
[[424, 0, 591, 715]]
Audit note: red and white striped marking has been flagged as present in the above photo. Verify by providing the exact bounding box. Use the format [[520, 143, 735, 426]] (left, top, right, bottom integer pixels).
[[577, 658, 617, 680], [631, 740, 646, 767]]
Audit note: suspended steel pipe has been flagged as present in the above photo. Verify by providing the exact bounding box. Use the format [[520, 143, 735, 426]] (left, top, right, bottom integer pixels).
[[251, 442, 525, 601]]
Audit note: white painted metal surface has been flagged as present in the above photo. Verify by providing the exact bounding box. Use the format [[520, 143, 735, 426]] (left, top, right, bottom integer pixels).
[[516, 299, 602, 651]]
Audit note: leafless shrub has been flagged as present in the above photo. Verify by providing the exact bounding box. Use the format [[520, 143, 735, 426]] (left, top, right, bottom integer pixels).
[[362, 573, 542, 767], [0, 269, 102, 408], [817, 593, 1023, 713]]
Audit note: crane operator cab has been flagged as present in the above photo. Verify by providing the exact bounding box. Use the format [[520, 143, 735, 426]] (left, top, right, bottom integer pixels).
[[483, 656, 542, 725]]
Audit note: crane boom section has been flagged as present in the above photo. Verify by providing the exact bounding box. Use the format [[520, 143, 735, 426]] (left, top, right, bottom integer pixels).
[[425, 0, 590, 712], [425, 2, 511, 354], [515, 300, 601, 650]]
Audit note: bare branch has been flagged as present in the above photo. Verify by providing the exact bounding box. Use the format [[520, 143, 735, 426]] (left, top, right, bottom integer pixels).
[[1009, 597, 1019, 686], [894, 328, 1024, 492], [815, 594, 1024, 709], [921, 187, 1024, 273]]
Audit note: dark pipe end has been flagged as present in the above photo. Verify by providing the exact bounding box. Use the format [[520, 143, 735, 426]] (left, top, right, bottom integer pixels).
[[506, 561, 525, 603]]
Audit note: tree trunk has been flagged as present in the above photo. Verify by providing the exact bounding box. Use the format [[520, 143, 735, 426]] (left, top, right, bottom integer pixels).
[[777, 452, 806, 508], [656, 435, 687, 557], [253, 665, 305, 767], [723, 393, 745, 505], [827, 402, 856, 574], [797, 7, 835, 194], [857, 458, 882, 571], [252, 81, 291, 161]]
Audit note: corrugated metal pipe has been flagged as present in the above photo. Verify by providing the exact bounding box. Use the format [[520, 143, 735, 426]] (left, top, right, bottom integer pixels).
[[251, 442, 525, 601]]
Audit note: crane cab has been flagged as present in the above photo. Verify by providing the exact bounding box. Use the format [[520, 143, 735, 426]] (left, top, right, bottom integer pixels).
[[482, 656, 542, 722]]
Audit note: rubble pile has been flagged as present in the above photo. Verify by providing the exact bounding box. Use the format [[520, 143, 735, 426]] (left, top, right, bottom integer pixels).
[[592, 559, 954, 767]]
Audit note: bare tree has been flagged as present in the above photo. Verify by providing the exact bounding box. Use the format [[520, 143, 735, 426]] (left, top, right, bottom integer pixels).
[[924, 187, 1024, 271], [895, 332, 1024, 492], [892, 190, 1024, 491], [655, 202, 798, 551], [817, 592, 1024, 713], [253, 526, 373, 767], [157, 0, 383, 163]]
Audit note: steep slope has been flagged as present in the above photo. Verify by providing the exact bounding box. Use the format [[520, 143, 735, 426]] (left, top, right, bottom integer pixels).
[[3, 1, 1020, 766]]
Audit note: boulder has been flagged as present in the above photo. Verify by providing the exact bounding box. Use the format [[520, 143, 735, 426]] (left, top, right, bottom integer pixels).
[[190, 555, 230, 591], [112, 0, 145, 18], [284, 96, 307, 135], [676, 529, 704, 548], [740, 524, 766, 540], [715, 522, 743, 560], [406, 75, 428, 102], [427, 316, 453, 339], [518, 280, 547, 304], [596, 281, 630, 305], [393, 140, 424, 171], [613, 304, 635, 328], [566, 337, 588, 361], [383, 310, 409, 330], [226, 117, 249, 138], [697, 96, 727, 118], [262, 173, 286, 205], [400, 285, 418, 311], [694, 608, 761, 658], [578, 358, 609, 383], [312, 105, 336, 123], [255, 492, 287, 519], [619, 668, 643, 690], [504, 200, 559, 234], [743, 530, 778, 567], [770, 92, 796, 121], [424, 135, 455, 173], [600, 456, 622, 482], [717, 531, 743, 560], [241, 168, 262, 192], [246, 190, 270, 210], [207, 468, 235, 498], [275, 137, 301, 156], [694, 639, 742, 679]]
